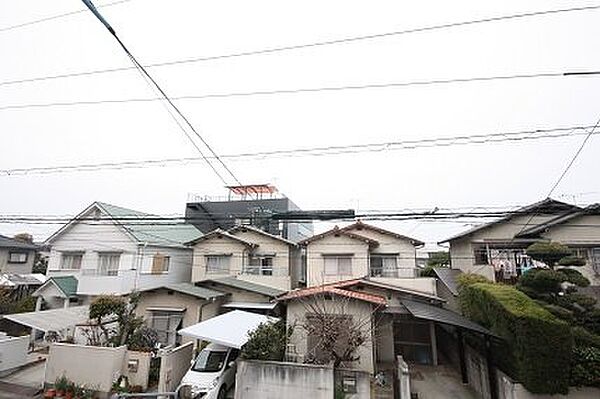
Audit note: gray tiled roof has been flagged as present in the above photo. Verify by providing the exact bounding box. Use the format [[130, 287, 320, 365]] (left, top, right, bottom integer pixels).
[[433, 268, 463, 296], [0, 234, 38, 250], [401, 299, 497, 337], [96, 202, 202, 247], [203, 276, 286, 298], [162, 282, 228, 300]]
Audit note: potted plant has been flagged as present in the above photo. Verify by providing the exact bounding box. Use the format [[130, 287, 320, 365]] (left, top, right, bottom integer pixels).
[[64, 381, 76, 399], [55, 375, 69, 397]]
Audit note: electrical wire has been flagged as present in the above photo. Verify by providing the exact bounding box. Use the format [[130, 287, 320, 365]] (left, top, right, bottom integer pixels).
[[80, 0, 241, 187], [1, 123, 596, 176], [2, 3, 599, 86], [0, 0, 133, 33], [3, 70, 600, 111]]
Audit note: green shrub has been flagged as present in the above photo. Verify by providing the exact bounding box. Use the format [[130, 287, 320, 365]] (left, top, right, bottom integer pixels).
[[460, 283, 572, 394], [579, 308, 600, 336], [541, 303, 574, 323], [456, 273, 490, 291], [558, 256, 587, 267], [570, 346, 600, 387], [526, 242, 571, 269], [242, 320, 291, 361], [572, 327, 600, 348], [518, 269, 566, 294], [556, 268, 590, 287], [420, 266, 436, 277]]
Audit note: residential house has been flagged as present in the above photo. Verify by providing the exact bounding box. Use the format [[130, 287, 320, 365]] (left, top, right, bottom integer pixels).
[[277, 277, 496, 397], [440, 198, 600, 285], [135, 282, 228, 346], [135, 276, 285, 347], [0, 234, 38, 274], [0, 273, 46, 301], [186, 184, 313, 241], [39, 202, 202, 306], [299, 222, 435, 294], [189, 225, 301, 291]]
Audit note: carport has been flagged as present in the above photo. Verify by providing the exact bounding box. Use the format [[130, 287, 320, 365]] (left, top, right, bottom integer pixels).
[[178, 309, 278, 349], [2, 306, 90, 340]]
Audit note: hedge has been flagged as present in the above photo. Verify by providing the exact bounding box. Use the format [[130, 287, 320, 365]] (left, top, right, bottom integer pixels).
[[460, 283, 572, 394]]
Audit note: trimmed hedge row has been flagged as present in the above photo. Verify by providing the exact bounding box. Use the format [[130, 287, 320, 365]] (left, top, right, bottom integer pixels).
[[460, 283, 572, 394]]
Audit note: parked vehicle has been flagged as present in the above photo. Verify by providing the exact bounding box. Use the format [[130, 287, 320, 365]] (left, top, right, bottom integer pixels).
[[179, 343, 240, 399]]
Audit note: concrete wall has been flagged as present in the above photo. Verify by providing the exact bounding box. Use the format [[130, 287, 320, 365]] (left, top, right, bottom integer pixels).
[[306, 234, 370, 286], [158, 341, 194, 393], [286, 297, 375, 373], [0, 335, 29, 376], [235, 360, 334, 399], [497, 369, 600, 399], [45, 343, 127, 393], [0, 248, 35, 274], [124, 350, 152, 391]]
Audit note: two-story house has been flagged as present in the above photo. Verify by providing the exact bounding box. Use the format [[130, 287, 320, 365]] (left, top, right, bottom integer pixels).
[[440, 198, 600, 285], [0, 234, 38, 274], [300, 221, 436, 295], [35, 201, 202, 308], [189, 225, 301, 291]]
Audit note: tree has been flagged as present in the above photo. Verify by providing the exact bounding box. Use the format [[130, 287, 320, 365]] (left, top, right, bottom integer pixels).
[[87, 293, 148, 348], [426, 251, 450, 268], [242, 320, 291, 361], [526, 242, 572, 269], [32, 253, 48, 274], [12, 233, 33, 243], [293, 292, 378, 368]]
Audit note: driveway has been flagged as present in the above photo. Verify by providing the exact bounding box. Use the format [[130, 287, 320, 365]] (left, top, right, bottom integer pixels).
[[0, 360, 46, 399], [410, 364, 480, 399]]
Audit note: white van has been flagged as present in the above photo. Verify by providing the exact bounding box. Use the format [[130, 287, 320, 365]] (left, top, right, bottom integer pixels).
[[179, 343, 240, 399]]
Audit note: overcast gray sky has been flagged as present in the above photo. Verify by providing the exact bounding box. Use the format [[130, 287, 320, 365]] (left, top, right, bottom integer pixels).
[[1, 0, 600, 246]]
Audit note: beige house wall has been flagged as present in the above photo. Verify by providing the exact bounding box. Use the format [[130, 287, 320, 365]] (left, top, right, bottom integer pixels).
[[286, 298, 375, 374], [343, 227, 418, 271], [306, 235, 370, 287], [135, 289, 223, 346], [191, 237, 248, 282], [191, 230, 296, 290]]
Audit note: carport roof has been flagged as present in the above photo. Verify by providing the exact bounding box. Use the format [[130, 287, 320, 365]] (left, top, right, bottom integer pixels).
[[399, 300, 497, 337], [2, 306, 90, 333], [177, 309, 278, 349]]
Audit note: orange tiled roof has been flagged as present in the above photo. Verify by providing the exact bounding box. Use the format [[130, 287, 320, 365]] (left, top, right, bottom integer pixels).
[[277, 279, 386, 306]]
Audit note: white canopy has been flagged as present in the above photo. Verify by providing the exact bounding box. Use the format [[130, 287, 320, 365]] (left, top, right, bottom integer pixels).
[[2, 306, 89, 333], [177, 310, 278, 349]]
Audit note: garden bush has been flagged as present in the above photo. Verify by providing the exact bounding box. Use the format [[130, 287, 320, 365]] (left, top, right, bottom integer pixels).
[[460, 283, 572, 394], [556, 268, 590, 287], [242, 320, 290, 361], [558, 256, 587, 267], [518, 268, 566, 294], [570, 346, 600, 387], [456, 273, 490, 291]]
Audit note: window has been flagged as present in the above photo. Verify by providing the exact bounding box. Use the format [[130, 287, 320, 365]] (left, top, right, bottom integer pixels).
[[324, 255, 353, 276], [60, 252, 83, 270], [370, 255, 398, 277], [8, 252, 28, 264], [206, 255, 230, 274], [151, 253, 170, 274], [98, 253, 120, 276], [246, 255, 274, 275], [473, 246, 489, 265], [149, 310, 184, 346]]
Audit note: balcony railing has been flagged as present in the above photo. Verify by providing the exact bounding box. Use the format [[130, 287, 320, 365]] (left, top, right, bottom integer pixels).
[[370, 267, 419, 278]]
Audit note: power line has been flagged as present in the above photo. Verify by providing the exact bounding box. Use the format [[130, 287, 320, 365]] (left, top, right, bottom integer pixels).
[[0, 0, 133, 33], [1, 123, 596, 176], [80, 0, 241, 187], [2, 70, 599, 112], [2, 3, 600, 86]]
